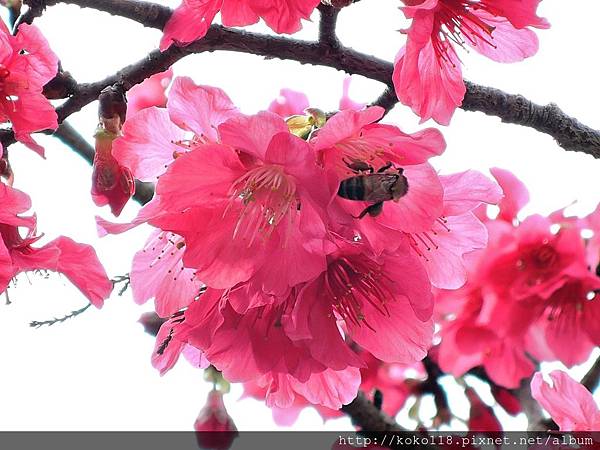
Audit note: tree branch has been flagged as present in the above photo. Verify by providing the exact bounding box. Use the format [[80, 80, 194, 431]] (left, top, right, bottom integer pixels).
[[341, 391, 404, 432], [39, 0, 600, 157], [581, 356, 600, 393], [40, 0, 170, 29], [5, 0, 599, 160], [318, 4, 340, 48]]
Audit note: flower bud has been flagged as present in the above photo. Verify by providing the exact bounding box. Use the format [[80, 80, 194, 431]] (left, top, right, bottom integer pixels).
[[194, 390, 238, 450], [92, 83, 134, 216]]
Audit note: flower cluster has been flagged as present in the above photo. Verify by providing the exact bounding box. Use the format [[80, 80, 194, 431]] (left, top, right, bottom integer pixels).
[[436, 168, 600, 388], [101, 75, 501, 411]]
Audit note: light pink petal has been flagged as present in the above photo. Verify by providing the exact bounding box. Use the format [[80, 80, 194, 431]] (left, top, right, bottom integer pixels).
[[440, 170, 503, 217], [466, 11, 539, 63], [393, 22, 465, 125], [11, 24, 58, 87], [153, 208, 265, 290], [3, 92, 57, 154], [113, 107, 184, 182], [151, 321, 186, 376], [359, 124, 446, 165], [339, 77, 365, 112], [531, 370, 600, 431], [268, 88, 309, 117], [167, 76, 238, 141], [131, 231, 203, 317], [483, 340, 534, 389], [0, 182, 34, 228], [418, 212, 488, 289], [126, 69, 173, 117]]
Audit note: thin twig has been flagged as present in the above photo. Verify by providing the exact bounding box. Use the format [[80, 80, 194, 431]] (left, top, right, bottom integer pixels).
[[30, 303, 92, 328]]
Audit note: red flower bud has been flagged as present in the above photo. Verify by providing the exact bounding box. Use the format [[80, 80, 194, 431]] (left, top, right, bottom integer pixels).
[[194, 390, 238, 450]]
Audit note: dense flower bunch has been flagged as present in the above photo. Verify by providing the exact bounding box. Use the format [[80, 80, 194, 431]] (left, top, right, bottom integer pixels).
[[100, 75, 501, 411], [436, 168, 600, 388]]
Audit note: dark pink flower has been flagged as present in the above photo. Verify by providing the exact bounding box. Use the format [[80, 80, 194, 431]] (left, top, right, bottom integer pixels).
[[531, 370, 600, 432], [160, 0, 320, 50], [313, 106, 447, 253], [0, 182, 112, 307], [393, 0, 548, 124], [526, 273, 600, 367], [171, 286, 361, 410], [194, 390, 238, 450], [150, 112, 334, 295], [0, 22, 58, 155]]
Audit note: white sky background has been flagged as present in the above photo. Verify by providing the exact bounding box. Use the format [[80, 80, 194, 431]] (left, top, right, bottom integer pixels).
[[0, 0, 599, 432]]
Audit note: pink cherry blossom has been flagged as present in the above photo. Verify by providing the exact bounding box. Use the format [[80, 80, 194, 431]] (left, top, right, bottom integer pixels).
[[160, 0, 320, 51], [149, 112, 334, 294], [531, 370, 600, 431], [313, 106, 447, 253], [112, 76, 238, 183], [393, 0, 549, 124], [0, 22, 58, 155], [167, 286, 362, 410], [0, 182, 112, 307]]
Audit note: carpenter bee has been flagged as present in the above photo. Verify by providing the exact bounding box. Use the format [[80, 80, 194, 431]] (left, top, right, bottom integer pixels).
[[337, 160, 409, 219]]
